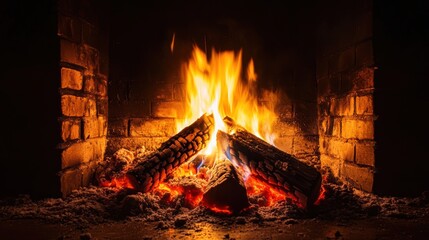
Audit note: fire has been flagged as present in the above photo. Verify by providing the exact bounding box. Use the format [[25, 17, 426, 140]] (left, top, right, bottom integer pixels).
[[102, 46, 292, 212], [176, 46, 278, 155], [245, 176, 286, 206], [100, 175, 134, 189], [170, 46, 284, 211]]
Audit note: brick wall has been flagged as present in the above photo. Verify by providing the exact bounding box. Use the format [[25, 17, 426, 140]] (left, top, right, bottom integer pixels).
[[317, 0, 376, 192], [57, 0, 109, 196], [106, 2, 319, 165]]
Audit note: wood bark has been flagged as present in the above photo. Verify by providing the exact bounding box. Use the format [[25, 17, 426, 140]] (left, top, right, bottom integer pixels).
[[125, 113, 215, 192], [217, 118, 322, 209], [202, 158, 250, 214]]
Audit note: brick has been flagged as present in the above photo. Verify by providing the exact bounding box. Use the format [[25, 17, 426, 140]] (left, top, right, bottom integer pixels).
[[296, 115, 318, 135], [106, 137, 169, 155], [57, 15, 81, 42], [96, 97, 108, 116], [61, 119, 81, 142], [108, 101, 151, 118], [293, 135, 319, 158], [81, 161, 97, 187], [339, 47, 355, 72], [61, 95, 87, 117], [342, 119, 374, 140], [320, 116, 340, 137], [318, 98, 330, 116], [356, 95, 373, 115], [356, 40, 373, 67], [84, 73, 96, 94], [82, 21, 97, 47], [92, 138, 107, 161], [320, 154, 342, 178], [83, 116, 107, 139], [108, 118, 129, 137], [60, 39, 83, 66], [60, 39, 99, 71], [319, 117, 329, 136], [173, 83, 185, 101], [327, 139, 355, 162], [60, 167, 82, 197], [61, 67, 83, 90], [330, 95, 355, 116], [319, 138, 328, 154], [342, 162, 374, 192], [96, 75, 108, 97], [61, 138, 106, 169], [153, 82, 173, 100], [354, 67, 374, 90], [332, 117, 342, 137], [83, 45, 99, 72], [151, 101, 185, 118], [274, 137, 293, 154], [88, 98, 97, 116], [355, 142, 375, 166], [61, 141, 94, 168], [273, 120, 296, 136], [277, 103, 294, 119], [130, 118, 176, 137]]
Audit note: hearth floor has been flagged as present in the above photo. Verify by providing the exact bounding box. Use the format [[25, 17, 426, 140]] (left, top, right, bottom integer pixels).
[[1, 216, 428, 240]]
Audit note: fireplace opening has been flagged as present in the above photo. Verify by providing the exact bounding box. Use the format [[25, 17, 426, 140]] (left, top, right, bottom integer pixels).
[[1, 0, 429, 237]]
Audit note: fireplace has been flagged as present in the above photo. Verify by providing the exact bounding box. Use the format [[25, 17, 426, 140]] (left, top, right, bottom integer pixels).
[[1, 0, 428, 201]]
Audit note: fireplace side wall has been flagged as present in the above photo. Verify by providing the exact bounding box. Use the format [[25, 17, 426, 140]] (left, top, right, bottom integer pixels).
[[317, 0, 376, 192], [57, 0, 110, 197]]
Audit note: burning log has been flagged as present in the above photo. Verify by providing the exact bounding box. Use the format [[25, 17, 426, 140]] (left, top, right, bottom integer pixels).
[[126, 113, 215, 192], [202, 158, 250, 214], [217, 117, 322, 209]]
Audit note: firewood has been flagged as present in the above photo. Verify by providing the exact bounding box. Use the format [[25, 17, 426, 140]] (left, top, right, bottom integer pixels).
[[217, 117, 322, 209], [202, 158, 250, 214], [125, 113, 215, 192]]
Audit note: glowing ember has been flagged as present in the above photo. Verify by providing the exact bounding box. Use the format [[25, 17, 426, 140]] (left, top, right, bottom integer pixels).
[[100, 175, 134, 189], [202, 205, 233, 215], [101, 46, 293, 212], [245, 176, 286, 206]]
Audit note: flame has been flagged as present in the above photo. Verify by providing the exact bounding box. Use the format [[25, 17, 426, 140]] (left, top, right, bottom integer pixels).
[[245, 176, 286, 206], [176, 46, 278, 154], [101, 46, 290, 210], [170, 33, 175, 53], [160, 46, 283, 209]]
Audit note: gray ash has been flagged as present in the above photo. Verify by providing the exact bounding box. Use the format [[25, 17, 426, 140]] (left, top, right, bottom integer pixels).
[[1, 149, 428, 230]]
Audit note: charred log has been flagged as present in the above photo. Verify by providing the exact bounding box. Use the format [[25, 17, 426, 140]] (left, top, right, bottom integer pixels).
[[217, 118, 322, 209], [126, 113, 215, 192], [202, 158, 250, 214]]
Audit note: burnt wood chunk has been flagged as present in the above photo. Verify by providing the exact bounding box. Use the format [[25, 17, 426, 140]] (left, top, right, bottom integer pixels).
[[217, 117, 322, 209], [125, 113, 215, 192], [202, 158, 250, 214]]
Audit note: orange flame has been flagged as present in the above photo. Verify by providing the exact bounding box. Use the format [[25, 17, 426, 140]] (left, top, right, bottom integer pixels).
[[245, 176, 286, 206], [102, 46, 290, 210], [177, 46, 278, 155]]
